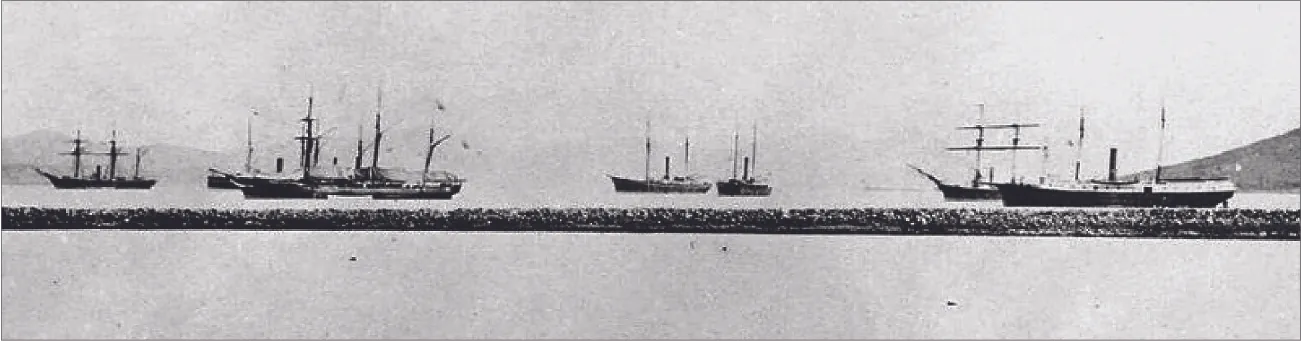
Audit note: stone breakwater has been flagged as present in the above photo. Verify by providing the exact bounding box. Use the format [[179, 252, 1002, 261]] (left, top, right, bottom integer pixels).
[[3, 207, 1298, 240]]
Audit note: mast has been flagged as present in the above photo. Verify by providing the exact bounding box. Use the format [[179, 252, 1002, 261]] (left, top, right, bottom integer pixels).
[[684, 135, 690, 175], [371, 86, 383, 179], [133, 147, 144, 179], [975, 103, 986, 182], [1074, 107, 1085, 181], [246, 109, 256, 173], [107, 130, 119, 180], [354, 123, 365, 176], [750, 122, 758, 181], [295, 95, 317, 179], [1155, 101, 1167, 183], [644, 119, 651, 181], [423, 102, 443, 185], [730, 131, 739, 179], [64, 130, 86, 177]]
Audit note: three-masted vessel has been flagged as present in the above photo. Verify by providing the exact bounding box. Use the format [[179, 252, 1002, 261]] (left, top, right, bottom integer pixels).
[[609, 120, 711, 193], [230, 89, 464, 200], [34, 130, 158, 189], [995, 104, 1236, 208], [716, 123, 771, 197]]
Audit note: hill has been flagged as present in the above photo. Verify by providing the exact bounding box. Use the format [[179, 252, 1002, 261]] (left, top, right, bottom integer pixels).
[[1128, 127, 1300, 191]]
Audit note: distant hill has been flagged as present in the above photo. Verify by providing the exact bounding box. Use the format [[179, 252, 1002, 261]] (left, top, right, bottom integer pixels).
[[1128, 128, 1300, 191]]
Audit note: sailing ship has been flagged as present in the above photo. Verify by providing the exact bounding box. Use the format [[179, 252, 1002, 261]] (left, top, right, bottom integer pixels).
[[207, 109, 282, 189], [34, 130, 158, 189], [716, 123, 771, 197], [912, 104, 1043, 200], [995, 104, 1236, 208], [231, 89, 464, 200], [609, 120, 711, 193]]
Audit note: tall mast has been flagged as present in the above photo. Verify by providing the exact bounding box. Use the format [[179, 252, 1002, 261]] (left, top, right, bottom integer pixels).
[[371, 86, 383, 179], [1074, 107, 1086, 181], [750, 122, 758, 181], [975, 103, 986, 182], [422, 101, 442, 185], [295, 95, 317, 179], [644, 119, 651, 181], [1155, 101, 1167, 182], [354, 122, 365, 175], [246, 109, 256, 173], [133, 147, 143, 179], [731, 131, 739, 179], [684, 135, 690, 175], [107, 130, 119, 180], [67, 130, 85, 178]]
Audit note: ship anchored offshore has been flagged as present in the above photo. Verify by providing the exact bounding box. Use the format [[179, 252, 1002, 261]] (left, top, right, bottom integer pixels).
[[609, 119, 712, 194], [34, 130, 158, 189], [224, 88, 465, 200], [994, 103, 1237, 208], [716, 123, 772, 197]]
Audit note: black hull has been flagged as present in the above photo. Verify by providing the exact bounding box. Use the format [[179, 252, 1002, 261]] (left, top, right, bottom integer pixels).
[[37, 171, 157, 190], [936, 183, 1000, 201], [716, 180, 772, 197], [995, 183, 1235, 208], [235, 179, 463, 200], [610, 176, 710, 194], [206, 175, 239, 189]]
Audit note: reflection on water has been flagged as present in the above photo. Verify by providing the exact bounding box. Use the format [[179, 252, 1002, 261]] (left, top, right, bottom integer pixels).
[[2, 184, 1298, 210]]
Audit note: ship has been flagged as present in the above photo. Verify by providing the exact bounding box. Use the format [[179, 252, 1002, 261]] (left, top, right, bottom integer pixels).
[[609, 119, 711, 194], [207, 109, 278, 189], [33, 130, 158, 189], [912, 104, 1044, 200], [716, 123, 771, 197], [995, 104, 1236, 208], [231, 89, 464, 200]]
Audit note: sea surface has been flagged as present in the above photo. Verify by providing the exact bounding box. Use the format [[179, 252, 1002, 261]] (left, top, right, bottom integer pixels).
[[3, 185, 1299, 338]]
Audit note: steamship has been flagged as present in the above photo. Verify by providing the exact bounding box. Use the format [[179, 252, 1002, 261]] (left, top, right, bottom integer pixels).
[[33, 130, 158, 189], [609, 119, 711, 194], [716, 123, 771, 197], [995, 105, 1236, 208]]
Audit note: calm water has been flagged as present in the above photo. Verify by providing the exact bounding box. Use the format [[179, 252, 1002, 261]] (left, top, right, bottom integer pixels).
[[3, 185, 1298, 338], [2, 184, 1298, 210], [2, 232, 1297, 338]]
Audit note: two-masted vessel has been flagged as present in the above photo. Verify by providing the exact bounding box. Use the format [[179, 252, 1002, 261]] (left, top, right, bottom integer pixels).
[[995, 104, 1236, 208], [913, 104, 1043, 200], [716, 124, 771, 197], [228, 90, 465, 200], [609, 120, 711, 193], [34, 130, 158, 189]]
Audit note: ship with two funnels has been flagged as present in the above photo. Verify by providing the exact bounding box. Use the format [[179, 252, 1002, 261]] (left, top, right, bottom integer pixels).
[[609, 119, 711, 193], [34, 130, 158, 189], [995, 104, 1236, 208], [228, 88, 465, 200], [716, 123, 771, 197]]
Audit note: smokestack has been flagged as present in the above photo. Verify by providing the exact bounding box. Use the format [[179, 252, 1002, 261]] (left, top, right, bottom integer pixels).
[[989, 167, 995, 183], [276, 157, 285, 173], [95, 165, 102, 179], [664, 156, 671, 180], [743, 157, 751, 181], [1107, 148, 1118, 182], [332, 157, 338, 166]]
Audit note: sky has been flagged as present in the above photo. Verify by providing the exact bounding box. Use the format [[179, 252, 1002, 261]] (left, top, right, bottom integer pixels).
[[3, 1, 1299, 192]]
